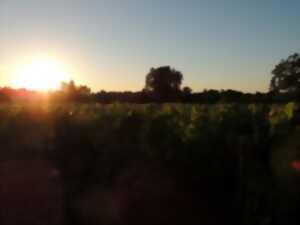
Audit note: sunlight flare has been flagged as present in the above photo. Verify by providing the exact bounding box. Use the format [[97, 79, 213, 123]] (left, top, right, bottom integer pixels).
[[12, 59, 70, 91]]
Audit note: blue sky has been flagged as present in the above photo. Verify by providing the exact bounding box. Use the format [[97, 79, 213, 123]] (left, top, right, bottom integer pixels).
[[1, 0, 300, 92]]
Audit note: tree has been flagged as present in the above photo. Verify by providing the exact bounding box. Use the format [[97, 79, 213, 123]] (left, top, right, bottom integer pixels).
[[61, 80, 77, 94], [270, 53, 300, 95], [52, 80, 92, 102], [144, 66, 183, 100], [182, 86, 192, 95]]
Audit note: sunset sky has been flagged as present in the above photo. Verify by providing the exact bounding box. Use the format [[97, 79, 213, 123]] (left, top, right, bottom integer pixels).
[[0, 0, 300, 92]]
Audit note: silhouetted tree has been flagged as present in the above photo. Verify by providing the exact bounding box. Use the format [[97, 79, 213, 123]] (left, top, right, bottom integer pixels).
[[201, 89, 221, 103], [182, 86, 192, 102], [61, 80, 91, 96], [182, 86, 192, 95], [220, 89, 244, 102], [270, 53, 300, 97], [61, 80, 77, 94], [144, 66, 183, 101], [55, 80, 92, 102]]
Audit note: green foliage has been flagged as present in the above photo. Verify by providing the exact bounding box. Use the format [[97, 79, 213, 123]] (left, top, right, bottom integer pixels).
[[0, 102, 299, 224]]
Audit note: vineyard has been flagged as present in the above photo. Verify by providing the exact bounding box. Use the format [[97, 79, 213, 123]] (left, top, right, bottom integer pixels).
[[0, 102, 300, 225]]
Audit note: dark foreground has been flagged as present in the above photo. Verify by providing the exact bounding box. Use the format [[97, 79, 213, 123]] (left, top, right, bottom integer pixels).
[[1, 103, 300, 225]]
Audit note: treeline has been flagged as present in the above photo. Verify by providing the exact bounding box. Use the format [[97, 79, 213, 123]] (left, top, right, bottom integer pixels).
[[1, 52, 299, 103], [0, 84, 298, 104], [92, 89, 298, 103]]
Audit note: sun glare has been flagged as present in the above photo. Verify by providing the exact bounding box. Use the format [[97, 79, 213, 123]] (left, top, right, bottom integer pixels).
[[12, 59, 70, 91]]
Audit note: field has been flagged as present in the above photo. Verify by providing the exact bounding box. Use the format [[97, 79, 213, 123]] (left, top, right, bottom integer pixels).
[[0, 102, 300, 225]]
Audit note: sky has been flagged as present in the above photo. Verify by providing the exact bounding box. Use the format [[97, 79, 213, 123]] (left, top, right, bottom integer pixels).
[[0, 0, 300, 92]]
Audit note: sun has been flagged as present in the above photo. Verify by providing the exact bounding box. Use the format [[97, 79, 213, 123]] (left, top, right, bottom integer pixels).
[[12, 59, 70, 91]]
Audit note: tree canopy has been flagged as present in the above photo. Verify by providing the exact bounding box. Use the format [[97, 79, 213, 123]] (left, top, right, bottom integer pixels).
[[270, 53, 300, 96], [144, 66, 183, 100]]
